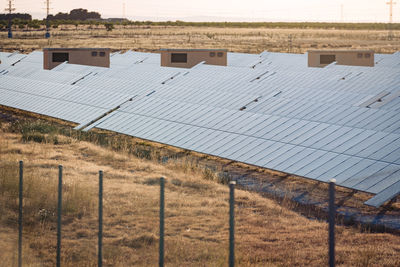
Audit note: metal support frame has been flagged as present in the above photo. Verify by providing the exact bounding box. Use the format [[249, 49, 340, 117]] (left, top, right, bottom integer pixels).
[[56, 165, 63, 267], [159, 177, 165, 267], [229, 181, 236, 267], [18, 161, 23, 267], [329, 179, 336, 267], [98, 170, 103, 267]]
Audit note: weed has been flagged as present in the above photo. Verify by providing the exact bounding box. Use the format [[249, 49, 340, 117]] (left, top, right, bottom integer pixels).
[[143, 177, 162, 186], [217, 171, 232, 185], [171, 178, 182, 186], [202, 167, 231, 185], [117, 234, 158, 249], [202, 167, 216, 181]]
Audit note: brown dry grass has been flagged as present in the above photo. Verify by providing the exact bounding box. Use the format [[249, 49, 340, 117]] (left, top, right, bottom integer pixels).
[[0, 25, 399, 54], [0, 120, 400, 267]]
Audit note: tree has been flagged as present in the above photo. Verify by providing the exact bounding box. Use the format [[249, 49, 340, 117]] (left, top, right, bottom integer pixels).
[[0, 13, 32, 21], [28, 20, 41, 30], [72, 20, 79, 30], [104, 22, 114, 31], [122, 20, 129, 29], [48, 8, 101, 21]]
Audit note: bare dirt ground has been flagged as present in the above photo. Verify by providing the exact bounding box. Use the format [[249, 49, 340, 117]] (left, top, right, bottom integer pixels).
[[0, 25, 399, 54]]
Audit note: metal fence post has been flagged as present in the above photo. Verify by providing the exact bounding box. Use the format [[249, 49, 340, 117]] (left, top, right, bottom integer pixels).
[[57, 165, 63, 267], [98, 170, 103, 267], [329, 179, 336, 267], [229, 181, 236, 267], [18, 161, 23, 267], [159, 177, 165, 267]]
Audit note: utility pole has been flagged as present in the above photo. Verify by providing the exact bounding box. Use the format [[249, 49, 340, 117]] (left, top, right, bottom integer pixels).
[[5, 0, 15, 38], [44, 0, 51, 38], [387, 0, 397, 40]]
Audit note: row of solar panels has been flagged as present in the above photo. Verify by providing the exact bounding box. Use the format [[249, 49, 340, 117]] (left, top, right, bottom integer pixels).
[[0, 50, 399, 207]]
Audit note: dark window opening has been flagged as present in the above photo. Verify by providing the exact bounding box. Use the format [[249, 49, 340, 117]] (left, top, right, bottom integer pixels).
[[92, 51, 98, 57], [320, 55, 336, 64], [365, 53, 371, 58], [357, 53, 363, 58], [52, 52, 69, 63], [210, 52, 215, 57], [171, 53, 187, 63], [217, 52, 224, 57], [99, 51, 106, 57]]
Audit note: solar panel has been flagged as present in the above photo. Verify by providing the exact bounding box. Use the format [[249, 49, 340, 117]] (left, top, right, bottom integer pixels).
[[0, 50, 399, 207]]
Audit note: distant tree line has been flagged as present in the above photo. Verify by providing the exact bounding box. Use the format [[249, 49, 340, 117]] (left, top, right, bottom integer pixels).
[[0, 18, 111, 31], [0, 13, 32, 21], [47, 8, 101, 21], [1, 12, 399, 31], [0, 19, 43, 30]]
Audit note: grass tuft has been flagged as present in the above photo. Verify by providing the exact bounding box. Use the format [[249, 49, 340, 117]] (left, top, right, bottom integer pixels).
[[202, 167, 231, 184], [117, 234, 158, 249]]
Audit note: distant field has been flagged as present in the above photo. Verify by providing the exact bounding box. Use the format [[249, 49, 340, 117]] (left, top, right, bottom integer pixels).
[[0, 25, 399, 54]]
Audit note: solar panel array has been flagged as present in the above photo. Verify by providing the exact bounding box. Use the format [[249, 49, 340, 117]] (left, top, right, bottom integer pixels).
[[0, 50, 399, 207]]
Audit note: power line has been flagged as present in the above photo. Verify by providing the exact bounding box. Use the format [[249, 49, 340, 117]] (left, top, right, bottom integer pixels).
[[386, 0, 397, 40], [4, 0, 15, 38]]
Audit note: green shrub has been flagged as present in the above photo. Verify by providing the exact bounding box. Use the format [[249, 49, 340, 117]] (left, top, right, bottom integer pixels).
[[134, 146, 152, 160], [217, 171, 231, 185], [202, 167, 231, 185], [22, 122, 58, 134], [104, 23, 114, 31], [21, 132, 61, 144], [202, 167, 216, 181], [22, 132, 46, 143], [10, 120, 58, 135]]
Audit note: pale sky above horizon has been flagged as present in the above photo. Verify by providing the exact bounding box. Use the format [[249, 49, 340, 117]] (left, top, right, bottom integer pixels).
[[9, 0, 400, 22]]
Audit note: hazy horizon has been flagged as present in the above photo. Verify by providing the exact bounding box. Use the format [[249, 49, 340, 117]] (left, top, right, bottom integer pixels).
[[8, 0, 400, 23]]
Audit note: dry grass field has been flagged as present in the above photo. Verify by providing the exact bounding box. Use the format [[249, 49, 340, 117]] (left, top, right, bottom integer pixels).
[[0, 25, 399, 54], [0, 117, 400, 267]]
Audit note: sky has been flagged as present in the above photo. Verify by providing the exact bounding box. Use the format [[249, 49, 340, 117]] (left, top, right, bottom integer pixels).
[[10, 0, 400, 22]]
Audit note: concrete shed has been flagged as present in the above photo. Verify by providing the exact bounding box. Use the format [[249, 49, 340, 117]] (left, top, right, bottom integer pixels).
[[43, 48, 110, 70], [308, 50, 374, 67], [160, 49, 227, 68]]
